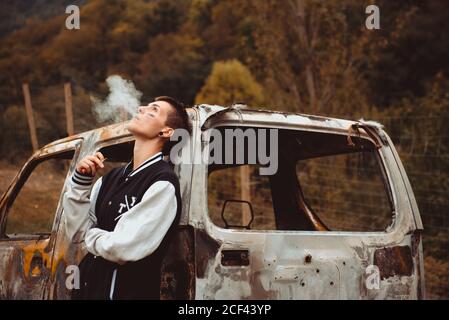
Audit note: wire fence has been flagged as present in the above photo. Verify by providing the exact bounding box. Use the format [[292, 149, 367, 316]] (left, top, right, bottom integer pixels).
[[326, 114, 449, 298]]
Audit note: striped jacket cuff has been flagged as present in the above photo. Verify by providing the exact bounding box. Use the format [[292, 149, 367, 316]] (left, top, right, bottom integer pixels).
[[72, 170, 94, 186]]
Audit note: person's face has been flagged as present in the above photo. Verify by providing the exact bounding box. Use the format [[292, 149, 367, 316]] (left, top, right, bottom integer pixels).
[[126, 100, 174, 140]]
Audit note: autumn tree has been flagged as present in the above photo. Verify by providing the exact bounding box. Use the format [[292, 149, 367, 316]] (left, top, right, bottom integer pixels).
[[195, 59, 264, 107], [246, 0, 374, 116]]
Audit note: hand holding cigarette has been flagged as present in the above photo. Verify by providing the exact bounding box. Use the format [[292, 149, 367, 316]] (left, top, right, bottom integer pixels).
[[76, 152, 106, 177]]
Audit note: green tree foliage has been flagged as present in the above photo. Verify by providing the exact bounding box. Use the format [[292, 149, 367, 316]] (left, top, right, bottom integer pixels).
[[195, 59, 264, 106]]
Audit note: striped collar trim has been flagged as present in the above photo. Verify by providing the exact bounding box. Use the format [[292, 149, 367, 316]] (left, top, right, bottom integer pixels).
[[123, 152, 163, 177]]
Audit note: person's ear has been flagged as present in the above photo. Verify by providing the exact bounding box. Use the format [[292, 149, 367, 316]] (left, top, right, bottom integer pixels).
[[160, 127, 174, 138]]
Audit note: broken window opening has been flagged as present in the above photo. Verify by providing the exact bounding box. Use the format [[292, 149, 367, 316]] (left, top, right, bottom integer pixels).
[[206, 126, 394, 232], [2, 150, 75, 239]]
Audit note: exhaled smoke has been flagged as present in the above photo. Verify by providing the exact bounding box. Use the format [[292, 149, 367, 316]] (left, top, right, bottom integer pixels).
[[91, 75, 142, 123]]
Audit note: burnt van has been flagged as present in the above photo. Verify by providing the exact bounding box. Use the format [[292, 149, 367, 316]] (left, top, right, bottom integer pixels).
[[0, 104, 425, 299]]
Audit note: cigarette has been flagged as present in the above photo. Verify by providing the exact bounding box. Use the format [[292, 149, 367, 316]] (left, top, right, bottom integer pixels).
[[80, 158, 107, 175]]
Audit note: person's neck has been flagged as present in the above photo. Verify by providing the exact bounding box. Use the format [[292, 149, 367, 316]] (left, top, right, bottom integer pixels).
[[132, 137, 163, 171]]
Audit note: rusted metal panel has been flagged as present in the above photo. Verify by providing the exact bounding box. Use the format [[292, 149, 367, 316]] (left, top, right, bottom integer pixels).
[[160, 226, 196, 300], [195, 229, 221, 279], [0, 239, 51, 299], [374, 246, 414, 280]]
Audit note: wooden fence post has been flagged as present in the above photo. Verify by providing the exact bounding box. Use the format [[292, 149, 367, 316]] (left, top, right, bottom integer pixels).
[[241, 165, 252, 226], [64, 82, 74, 136], [22, 83, 39, 152]]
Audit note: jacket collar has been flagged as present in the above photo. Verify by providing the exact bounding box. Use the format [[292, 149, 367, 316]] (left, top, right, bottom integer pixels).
[[123, 151, 163, 177]]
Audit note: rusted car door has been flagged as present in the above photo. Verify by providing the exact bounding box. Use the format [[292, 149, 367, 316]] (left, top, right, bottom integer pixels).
[[0, 140, 81, 299], [190, 106, 424, 300]]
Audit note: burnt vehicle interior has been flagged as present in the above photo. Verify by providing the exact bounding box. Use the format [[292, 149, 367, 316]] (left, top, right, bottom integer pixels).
[[207, 126, 395, 232]]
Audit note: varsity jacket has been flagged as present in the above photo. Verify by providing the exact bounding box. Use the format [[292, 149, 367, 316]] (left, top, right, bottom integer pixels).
[[62, 151, 182, 299]]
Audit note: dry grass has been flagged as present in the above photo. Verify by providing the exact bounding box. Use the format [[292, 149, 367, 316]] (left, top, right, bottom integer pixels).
[[0, 161, 19, 194], [0, 160, 68, 234]]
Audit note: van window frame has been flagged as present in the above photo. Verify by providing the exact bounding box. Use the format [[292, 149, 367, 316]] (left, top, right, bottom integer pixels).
[[202, 123, 399, 235], [0, 138, 83, 241]]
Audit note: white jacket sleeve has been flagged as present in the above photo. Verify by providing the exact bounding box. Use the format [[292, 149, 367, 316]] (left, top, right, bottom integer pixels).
[[84, 180, 177, 264], [62, 170, 102, 243]]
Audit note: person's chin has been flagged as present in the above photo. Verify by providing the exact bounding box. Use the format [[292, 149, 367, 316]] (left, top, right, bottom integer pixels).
[[127, 127, 156, 140], [125, 122, 138, 133]]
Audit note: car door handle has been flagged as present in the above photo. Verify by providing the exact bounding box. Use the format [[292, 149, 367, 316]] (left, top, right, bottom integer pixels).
[[221, 249, 250, 266]]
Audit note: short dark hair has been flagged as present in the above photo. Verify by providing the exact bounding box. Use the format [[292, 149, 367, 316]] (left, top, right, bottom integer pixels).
[[155, 96, 192, 155]]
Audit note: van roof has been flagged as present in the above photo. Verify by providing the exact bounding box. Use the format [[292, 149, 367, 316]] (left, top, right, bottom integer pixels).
[[42, 104, 382, 149]]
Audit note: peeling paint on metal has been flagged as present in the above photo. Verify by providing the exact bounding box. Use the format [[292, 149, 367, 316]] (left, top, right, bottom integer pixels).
[[374, 246, 413, 280]]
